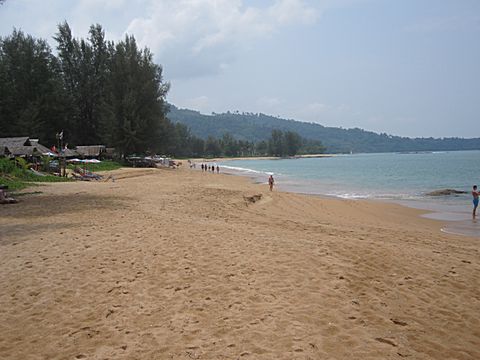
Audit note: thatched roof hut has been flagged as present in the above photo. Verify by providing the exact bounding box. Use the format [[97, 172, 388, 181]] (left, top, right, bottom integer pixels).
[[0, 137, 54, 157], [29, 139, 56, 156], [76, 145, 106, 158], [0, 146, 10, 157], [0, 137, 31, 148], [62, 148, 80, 158]]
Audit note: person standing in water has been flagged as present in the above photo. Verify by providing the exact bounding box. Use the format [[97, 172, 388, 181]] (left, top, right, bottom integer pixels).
[[473, 185, 479, 219], [268, 175, 274, 191]]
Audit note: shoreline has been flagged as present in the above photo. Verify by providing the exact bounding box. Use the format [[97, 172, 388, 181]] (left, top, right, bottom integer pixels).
[[204, 158, 479, 238], [1, 167, 479, 359]]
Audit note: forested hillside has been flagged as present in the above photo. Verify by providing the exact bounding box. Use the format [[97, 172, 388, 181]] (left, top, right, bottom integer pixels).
[[167, 105, 480, 153]]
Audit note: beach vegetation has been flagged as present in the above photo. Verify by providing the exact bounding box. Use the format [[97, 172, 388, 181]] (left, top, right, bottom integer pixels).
[[66, 160, 123, 172], [1, 23, 170, 157], [0, 158, 70, 190]]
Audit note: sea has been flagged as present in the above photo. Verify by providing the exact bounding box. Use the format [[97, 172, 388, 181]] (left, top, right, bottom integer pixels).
[[217, 150, 480, 238]]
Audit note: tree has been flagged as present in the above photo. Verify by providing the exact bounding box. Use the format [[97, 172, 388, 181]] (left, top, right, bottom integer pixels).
[[108, 34, 169, 155], [221, 133, 238, 157], [298, 139, 326, 154], [0, 29, 67, 145], [168, 123, 192, 157], [285, 131, 302, 156], [54, 22, 111, 145], [268, 129, 285, 156], [255, 140, 268, 155], [205, 136, 221, 157], [190, 136, 205, 157]]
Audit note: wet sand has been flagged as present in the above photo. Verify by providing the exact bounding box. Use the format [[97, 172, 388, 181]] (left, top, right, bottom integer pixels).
[[0, 167, 479, 359]]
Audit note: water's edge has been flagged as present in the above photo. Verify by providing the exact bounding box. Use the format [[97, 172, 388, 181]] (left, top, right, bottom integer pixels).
[[215, 162, 479, 238]]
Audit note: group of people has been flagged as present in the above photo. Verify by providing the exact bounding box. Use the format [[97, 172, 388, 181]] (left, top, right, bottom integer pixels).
[[197, 162, 276, 192], [201, 164, 219, 173]]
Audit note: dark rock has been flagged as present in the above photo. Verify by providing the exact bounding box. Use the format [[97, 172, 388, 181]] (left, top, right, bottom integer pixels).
[[426, 189, 467, 196]]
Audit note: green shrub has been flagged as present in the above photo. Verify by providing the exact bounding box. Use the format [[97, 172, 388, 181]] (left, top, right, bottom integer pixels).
[[0, 158, 16, 174], [0, 157, 71, 190]]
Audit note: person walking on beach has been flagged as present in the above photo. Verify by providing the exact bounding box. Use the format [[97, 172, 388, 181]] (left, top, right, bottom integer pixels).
[[216, 165, 220, 173], [268, 175, 274, 191], [473, 185, 479, 219]]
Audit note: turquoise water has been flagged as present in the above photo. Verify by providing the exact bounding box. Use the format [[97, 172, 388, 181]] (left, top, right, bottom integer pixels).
[[218, 151, 480, 237]]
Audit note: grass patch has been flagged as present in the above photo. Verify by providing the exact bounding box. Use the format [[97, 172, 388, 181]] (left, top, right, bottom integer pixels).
[[67, 160, 124, 172], [0, 175, 30, 191], [0, 158, 71, 191], [1, 158, 123, 192]]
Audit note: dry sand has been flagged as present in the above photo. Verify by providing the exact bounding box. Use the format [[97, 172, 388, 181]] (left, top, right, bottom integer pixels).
[[0, 167, 479, 359]]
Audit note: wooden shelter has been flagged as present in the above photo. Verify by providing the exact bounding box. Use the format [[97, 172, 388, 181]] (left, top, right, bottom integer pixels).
[[75, 145, 106, 158], [0, 137, 54, 158], [61, 147, 80, 158], [0, 146, 9, 157]]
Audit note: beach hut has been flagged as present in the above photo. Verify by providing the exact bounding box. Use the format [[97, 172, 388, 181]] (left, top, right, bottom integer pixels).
[[104, 147, 116, 160], [0, 137, 54, 158], [29, 139, 58, 157], [75, 145, 106, 158], [61, 147, 80, 158], [0, 145, 10, 157]]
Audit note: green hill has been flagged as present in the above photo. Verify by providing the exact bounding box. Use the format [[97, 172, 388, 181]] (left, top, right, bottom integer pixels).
[[167, 104, 480, 153]]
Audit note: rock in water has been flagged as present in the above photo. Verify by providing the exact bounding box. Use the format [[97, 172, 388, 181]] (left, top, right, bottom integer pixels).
[[426, 189, 467, 196]]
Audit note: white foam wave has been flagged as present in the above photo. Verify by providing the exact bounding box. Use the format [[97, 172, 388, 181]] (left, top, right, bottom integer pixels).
[[324, 191, 423, 201], [220, 165, 274, 176]]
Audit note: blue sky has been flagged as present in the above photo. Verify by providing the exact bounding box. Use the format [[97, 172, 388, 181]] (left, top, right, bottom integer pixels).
[[1, 0, 479, 138]]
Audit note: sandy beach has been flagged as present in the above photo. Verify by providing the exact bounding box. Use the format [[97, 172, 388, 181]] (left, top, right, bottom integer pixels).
[[0, 166, 479, 359]]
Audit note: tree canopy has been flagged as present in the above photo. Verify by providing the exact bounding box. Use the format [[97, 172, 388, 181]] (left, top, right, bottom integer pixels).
[[1, 23, 172, 157]]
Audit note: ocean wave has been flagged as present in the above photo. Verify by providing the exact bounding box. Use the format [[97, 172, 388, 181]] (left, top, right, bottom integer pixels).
[[323, 191, 424, 201], [220, 165, 274, 176]]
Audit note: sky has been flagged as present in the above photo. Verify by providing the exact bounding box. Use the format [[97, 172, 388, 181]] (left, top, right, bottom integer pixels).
[[1, 0, 479, 138]]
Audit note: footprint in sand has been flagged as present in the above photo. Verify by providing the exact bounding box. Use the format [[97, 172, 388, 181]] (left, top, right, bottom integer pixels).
[[375, 337, 397, 347], [391, 318, 408, 326]]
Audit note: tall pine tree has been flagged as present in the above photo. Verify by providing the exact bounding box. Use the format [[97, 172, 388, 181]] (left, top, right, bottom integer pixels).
[[0, 29, 66, 145]]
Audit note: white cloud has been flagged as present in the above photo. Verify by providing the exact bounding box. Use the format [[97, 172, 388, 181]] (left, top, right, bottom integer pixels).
[[1, 0, 320, 79], [123, 0, 320, 78]]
